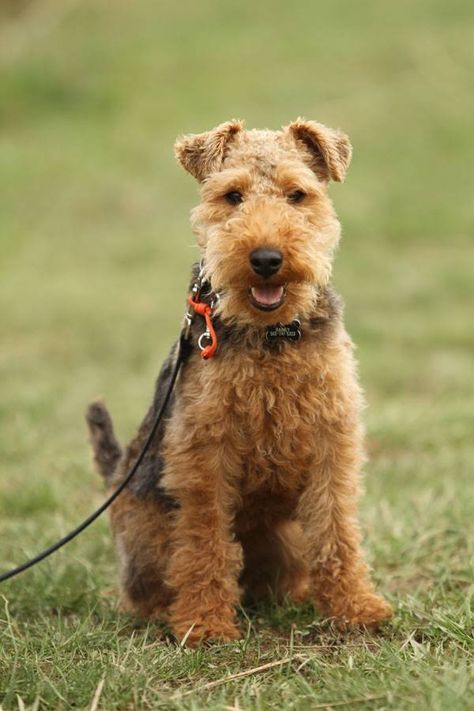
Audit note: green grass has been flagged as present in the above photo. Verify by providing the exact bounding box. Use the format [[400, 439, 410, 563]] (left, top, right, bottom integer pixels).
[[1, 0, 473, 708]]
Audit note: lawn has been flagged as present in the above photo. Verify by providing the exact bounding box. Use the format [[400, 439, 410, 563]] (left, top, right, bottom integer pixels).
[[0, 1, 473, 709]]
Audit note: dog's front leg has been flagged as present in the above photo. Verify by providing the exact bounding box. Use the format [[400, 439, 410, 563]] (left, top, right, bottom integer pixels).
[[298, 414, 392, 628], [164, 444, 243, 646]]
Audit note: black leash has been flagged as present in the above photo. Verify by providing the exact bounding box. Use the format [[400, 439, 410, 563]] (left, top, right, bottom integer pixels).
[[0, 332, 191, 584]]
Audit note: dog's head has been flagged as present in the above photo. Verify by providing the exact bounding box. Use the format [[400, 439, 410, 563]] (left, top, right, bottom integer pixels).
[[175, 119, 351, 325]]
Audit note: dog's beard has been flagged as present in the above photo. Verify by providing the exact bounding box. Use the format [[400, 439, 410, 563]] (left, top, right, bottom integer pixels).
[[201, 220, 335, 326], [213, 280, 321, 327]]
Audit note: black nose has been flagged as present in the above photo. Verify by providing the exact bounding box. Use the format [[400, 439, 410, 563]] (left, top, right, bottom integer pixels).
[[249, 248, 283, 278]]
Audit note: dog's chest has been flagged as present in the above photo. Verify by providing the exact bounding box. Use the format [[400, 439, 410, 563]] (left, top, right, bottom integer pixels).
[[204, 342, 331, 490]]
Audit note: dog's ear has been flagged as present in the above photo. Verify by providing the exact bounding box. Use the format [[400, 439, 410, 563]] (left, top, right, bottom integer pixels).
[[174, 120, 244, 182], [286, 118, 352, 182]]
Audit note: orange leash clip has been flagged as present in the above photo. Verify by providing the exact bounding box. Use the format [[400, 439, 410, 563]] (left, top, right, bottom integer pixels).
[[187, 295, 218, 360]]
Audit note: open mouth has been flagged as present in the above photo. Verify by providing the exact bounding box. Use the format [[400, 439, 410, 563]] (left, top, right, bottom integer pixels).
[[249, 285, 286, 311]]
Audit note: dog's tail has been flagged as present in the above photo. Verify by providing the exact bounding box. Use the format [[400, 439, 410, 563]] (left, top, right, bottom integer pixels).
[[85, 400, 122, 482]]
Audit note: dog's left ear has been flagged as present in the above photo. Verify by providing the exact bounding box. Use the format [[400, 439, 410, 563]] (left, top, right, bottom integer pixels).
[[174, 120, 244, 182], [286, 119, 352, 182]]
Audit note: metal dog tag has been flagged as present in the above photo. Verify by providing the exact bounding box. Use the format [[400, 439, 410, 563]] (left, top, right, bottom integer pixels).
[[265, 320, 302, 344]]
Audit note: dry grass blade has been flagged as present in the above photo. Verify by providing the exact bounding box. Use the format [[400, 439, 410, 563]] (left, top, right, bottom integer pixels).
[[89, 677, 105, 711], [310, 692, 389, 709], [175, 657, 291, 697]]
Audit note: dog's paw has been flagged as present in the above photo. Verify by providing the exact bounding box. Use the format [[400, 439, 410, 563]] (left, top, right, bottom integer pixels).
[[337, 594, 393, 628]]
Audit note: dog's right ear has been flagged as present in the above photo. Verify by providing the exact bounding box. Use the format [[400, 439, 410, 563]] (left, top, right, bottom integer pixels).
[[286, 118, 352, 182], [174, 120, 244, 182]]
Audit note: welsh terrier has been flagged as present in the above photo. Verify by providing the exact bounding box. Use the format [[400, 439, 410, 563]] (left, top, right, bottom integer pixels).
[[86, 119, 392, 645]]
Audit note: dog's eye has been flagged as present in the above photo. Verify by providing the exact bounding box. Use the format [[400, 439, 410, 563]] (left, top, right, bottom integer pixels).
[[224, 191, 243, 205], [288, 190, 306, 204]]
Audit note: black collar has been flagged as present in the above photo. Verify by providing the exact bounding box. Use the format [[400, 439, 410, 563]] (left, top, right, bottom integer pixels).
[[198, 282, 303, 349], [187, 266, 306, 355]]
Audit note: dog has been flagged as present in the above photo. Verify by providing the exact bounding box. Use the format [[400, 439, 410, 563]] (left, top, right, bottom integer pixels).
[[86, 119, 392, 646]]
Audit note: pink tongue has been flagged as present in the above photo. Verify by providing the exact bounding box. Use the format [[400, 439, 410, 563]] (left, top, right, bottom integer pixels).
[[251, 285, 284, 305]]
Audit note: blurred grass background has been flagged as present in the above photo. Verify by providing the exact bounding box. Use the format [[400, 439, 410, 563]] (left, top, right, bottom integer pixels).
[[0, 1, 473, 709]]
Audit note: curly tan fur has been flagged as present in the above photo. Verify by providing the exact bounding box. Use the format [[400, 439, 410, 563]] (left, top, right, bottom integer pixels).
[[87, 119, 392, 646]]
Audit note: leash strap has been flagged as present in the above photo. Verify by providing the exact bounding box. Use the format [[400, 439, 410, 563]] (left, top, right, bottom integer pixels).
[[0, 332, 191, 584]]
